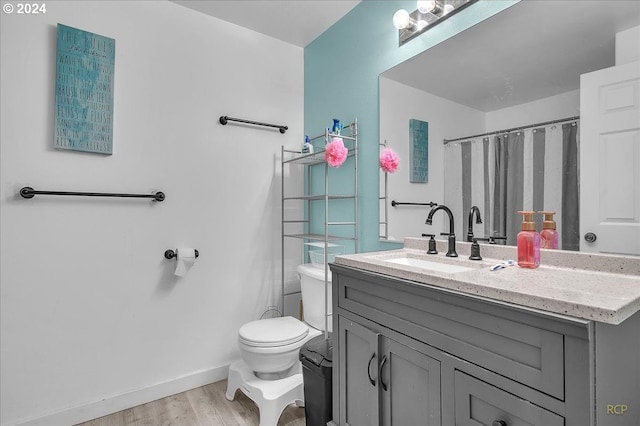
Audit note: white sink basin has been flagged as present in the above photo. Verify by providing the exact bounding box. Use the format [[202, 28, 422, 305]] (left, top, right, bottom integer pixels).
[[384, 257, 476, 274]]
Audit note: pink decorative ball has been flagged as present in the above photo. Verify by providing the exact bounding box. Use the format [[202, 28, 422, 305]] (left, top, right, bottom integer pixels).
[[380, 148, 399, 173], [325, 137, 348, 168]]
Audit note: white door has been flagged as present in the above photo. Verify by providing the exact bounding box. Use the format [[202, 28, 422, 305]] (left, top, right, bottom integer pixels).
[[580, 61, 640, 255]]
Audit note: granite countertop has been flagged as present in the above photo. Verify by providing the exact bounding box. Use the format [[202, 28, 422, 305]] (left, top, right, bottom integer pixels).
[[333, 238, 640, 325]]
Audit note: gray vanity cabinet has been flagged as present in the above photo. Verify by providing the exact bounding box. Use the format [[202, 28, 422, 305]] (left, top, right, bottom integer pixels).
[[330, 264, 595, 426], [379, 335, 441, 426], [453, 371, 564, 426], [338, 318, 379, 426], [338, 316, 442, 426]]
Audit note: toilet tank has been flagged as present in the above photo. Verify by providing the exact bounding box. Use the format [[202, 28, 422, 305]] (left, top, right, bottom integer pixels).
[[297, 264, 332, 332]]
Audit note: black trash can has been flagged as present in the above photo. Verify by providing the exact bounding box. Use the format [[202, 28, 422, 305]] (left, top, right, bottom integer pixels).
[[299, 333, 333, 426]]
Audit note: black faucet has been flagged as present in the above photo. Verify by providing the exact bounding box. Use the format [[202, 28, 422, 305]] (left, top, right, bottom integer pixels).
[[425, 205, 457, 257], [467, 206, 483, 242]]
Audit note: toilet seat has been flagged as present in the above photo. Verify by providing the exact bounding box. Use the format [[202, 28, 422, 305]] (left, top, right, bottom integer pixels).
[[238, 316, 309, 348]]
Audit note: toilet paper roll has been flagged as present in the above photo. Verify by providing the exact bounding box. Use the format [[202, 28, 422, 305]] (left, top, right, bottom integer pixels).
[[174, 247, 197, 277]]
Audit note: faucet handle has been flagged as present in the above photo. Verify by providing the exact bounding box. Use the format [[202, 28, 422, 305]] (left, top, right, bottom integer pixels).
[[422, 233, 438, 254], [476, 236, 507, 244], [489, 236, 507, 244], [469, 239, 482, 260]]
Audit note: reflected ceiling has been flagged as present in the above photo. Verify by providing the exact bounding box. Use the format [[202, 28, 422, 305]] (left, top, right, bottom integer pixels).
[[382, 1, 640, 112]]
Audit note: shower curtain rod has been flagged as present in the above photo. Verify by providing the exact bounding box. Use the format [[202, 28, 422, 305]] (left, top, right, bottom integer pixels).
[[443, 115, 580, 145]]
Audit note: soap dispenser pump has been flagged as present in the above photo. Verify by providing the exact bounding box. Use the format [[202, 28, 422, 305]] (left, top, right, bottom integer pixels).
[[517, 211, 540, 268], [539, 211, 559, 249]]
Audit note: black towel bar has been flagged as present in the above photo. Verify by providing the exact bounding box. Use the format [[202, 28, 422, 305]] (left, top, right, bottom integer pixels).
[[391, 200, 438, 207], [19, 187, 165, 201], [219, 115, 288, 134]]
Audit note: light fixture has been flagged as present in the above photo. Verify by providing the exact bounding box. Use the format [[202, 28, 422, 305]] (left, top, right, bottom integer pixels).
[[417, 1, 441, 15], [392, 9, 412, 30], [393, 9, 428, 32], [393, 0, 478, 46]]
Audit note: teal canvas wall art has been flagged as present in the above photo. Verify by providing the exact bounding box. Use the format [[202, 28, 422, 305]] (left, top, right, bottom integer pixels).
[[54, 24, 115, 154], [410, 119, 428, 183]]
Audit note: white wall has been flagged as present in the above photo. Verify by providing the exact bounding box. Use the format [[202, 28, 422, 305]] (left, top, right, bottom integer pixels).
[[379, 77, 485, 241], [616, 25, 640, 65], [485, 90, 580, 131], [0, 2, 303, 425]]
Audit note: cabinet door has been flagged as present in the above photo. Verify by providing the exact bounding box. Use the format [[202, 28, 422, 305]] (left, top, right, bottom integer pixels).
[[380, 337, 441, 426], [338, 316, 380, 426], [454, 371, 564, 426]]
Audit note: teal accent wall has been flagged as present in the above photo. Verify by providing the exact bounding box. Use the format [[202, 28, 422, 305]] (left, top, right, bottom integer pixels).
[[304, 0, 518, 253]]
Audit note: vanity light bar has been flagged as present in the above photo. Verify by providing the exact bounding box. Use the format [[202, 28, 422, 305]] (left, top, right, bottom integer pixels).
[[396, 0, 479, 46]]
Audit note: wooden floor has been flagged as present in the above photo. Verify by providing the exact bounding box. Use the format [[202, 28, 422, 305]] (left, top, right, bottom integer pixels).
[[76, 380, 306, 426]]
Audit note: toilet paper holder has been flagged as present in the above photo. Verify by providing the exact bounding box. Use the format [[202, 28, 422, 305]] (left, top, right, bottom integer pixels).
[[164, 249, 199, 260]]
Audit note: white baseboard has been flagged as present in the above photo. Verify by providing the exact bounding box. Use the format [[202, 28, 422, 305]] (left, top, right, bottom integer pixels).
[[10, 364, 231, 426]]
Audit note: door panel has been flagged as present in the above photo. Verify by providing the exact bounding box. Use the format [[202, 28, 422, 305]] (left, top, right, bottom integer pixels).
[[580, 61, 640, 255], [381, 337, 441, 426], [339, 317, 380, 426]]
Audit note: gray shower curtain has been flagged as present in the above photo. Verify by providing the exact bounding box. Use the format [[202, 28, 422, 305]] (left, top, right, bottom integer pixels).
[[445, 121, 580, 250]]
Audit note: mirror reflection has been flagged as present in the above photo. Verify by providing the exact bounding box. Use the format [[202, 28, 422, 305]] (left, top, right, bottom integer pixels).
[[379, 0, 640, 255]]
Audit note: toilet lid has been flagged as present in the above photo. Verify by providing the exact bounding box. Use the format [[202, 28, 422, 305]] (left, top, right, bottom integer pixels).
[[238, 316, 309, 347], [297, 263, 333, 281]]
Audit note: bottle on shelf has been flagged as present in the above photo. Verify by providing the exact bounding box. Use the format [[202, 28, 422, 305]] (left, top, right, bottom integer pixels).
[[302, 135, 314, 154]]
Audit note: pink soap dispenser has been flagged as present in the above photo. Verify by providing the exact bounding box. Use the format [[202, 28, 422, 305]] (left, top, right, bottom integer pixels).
[[539, 211, 559, 249], [517, 211, 540, 268]]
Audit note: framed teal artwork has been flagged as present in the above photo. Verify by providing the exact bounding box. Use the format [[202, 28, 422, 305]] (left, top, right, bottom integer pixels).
[[409, 119, 428, 183], [54, 24, 115, 154]]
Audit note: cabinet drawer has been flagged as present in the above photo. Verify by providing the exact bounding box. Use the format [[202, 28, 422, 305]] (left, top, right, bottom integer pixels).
[[335, 268, 565, 399], [454, 371, 564, 426]]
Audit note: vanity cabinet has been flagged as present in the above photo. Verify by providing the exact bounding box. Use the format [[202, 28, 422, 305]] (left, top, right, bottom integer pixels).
[[338, 317, 441, 426], [330, 264, 597, 426], [453, 371, 564, 426]]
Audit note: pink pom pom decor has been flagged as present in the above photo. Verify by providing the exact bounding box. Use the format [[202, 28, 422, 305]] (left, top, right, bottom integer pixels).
[[325, 137, 348, 168], [380, 148, 399, 173]]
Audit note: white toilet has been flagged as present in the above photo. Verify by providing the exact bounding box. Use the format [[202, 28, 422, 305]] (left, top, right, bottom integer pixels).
[[226, 263, 332, 426], [237, 315, 321, 380]]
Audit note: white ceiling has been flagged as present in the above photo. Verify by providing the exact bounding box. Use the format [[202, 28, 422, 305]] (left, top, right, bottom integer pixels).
[[170, 0, 361, 47], [382, 1, 640, 112], [170, 0, 640, 112]]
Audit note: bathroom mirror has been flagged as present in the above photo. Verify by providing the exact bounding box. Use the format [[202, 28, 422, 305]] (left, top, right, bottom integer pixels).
[[379, 0, 640, 253]]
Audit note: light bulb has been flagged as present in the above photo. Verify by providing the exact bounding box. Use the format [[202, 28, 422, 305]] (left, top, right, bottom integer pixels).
[[393, 9, 411, 29], [417, 0, 436, 14], [443, 4, 454, 15]]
